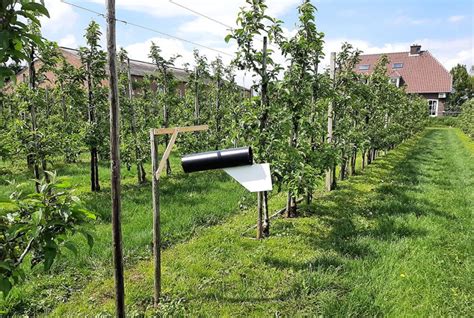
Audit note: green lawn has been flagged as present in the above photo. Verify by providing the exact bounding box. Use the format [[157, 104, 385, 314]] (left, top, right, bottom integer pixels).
[[47, 127, 473, 316]]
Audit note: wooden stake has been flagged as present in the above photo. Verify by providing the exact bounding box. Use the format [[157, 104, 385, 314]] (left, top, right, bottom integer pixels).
[[106, 1, 125, 316], [325, 52, 336, 191], [150, 130, 161, 306]]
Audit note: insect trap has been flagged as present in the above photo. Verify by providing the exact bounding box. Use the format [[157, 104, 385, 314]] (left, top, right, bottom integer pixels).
[[181, 147, 272, 192]]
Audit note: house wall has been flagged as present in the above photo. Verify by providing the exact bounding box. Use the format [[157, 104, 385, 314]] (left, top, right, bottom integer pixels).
[[419, 92, 447, 117], [13, 49, 82, 90]]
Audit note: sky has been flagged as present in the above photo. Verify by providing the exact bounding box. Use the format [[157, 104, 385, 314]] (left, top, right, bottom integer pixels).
[[40, 0, 473, 87]]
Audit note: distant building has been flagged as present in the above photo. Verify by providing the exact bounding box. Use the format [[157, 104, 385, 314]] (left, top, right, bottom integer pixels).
[[11, 47, 190, 96], [355, 44, 453, 117]]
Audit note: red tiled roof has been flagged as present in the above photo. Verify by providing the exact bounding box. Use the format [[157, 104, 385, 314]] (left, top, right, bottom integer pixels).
[[355, 51, 452, 93]]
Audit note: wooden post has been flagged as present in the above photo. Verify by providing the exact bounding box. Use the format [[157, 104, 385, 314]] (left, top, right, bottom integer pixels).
[[106, 1, 125, 316], [150, 130, 161, 306], [150, 125, 208, 305], [325, 52, 336, 191]]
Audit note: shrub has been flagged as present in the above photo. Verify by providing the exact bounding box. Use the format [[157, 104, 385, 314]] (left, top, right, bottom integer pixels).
[[458, 98, 474, 138], [0, 172, 95, 298]]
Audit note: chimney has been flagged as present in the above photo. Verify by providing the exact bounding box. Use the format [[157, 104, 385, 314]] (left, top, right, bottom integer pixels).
[[410, 44, 421, 55]]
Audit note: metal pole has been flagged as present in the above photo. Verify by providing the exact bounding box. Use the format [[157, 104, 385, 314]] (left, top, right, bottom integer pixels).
[[150, 130, 161, 306], [106, 0, 125, 316]]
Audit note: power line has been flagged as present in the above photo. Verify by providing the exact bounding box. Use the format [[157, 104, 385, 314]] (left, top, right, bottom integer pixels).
[[60, 0, 233, 57], [168, 0, 268, 45], [168, 0, 233, 30]]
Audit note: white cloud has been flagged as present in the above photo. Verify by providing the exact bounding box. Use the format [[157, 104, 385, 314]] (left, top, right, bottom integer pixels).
[[41, 0, 79, 35], [85, 0, 300, 19], [58, 34, 78, 48], [391, 15, 435, 26], [124, 36, 262, 88], [448, 15, 465, 23]]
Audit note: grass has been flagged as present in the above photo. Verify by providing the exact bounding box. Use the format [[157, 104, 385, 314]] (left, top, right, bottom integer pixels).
[[0, 153, 253, 315], [45, 127, 473, 317]]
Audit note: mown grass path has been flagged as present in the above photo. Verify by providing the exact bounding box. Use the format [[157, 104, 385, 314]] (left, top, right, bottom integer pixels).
[[49, 128, 474, 316]]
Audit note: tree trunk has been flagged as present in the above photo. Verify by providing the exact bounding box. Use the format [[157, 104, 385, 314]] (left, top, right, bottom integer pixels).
[[260, 37, 270, 236], [215, 74, 221, 150], [306, 61, 319, 204], [194, 67, 199, 125], [350, 148, 357, 175], [262, 191, 270, 237], [28, 46, 41, 193], [340, 150, 347, 180], [157, 78, 172, 176], [87, 60, 100, 192], [362, 150, 366, 170], [287, 119, 299, 218], [127, 58, 146, 183], [286, 192, 292, 218], [256, 191, 263, 239]]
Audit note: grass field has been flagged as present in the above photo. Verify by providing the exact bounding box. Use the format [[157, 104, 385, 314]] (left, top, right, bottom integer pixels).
[[0, 154, 253, 314], [1, 127, 473, 316]]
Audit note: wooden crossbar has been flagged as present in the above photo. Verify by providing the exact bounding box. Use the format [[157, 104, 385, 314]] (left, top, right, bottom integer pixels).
[[153, 125, 208, 135], [153, 125, 209, 180], [155, 128, 178, 180]]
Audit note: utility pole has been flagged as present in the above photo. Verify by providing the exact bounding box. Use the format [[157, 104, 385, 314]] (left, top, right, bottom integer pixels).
[[325, 52, 336, 191], [106, 0, 125, 316]]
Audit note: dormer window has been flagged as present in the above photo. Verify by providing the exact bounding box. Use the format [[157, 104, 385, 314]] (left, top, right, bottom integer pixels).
[[390, 77, 400, 87], [393, 63, 403, 69], [359, 64, 370, 71]]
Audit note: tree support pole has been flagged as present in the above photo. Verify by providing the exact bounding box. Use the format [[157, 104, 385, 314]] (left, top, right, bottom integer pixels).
[[106, 1, 125, 316], [150, 130, 161, 307], [325, 52, 336, 191]]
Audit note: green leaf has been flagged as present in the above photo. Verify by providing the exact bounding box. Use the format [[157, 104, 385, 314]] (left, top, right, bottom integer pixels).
[[21, 2, 50, 18], [79, 208, 96, 220], [63, 241, 78, 256], [0, 262, 12, 272], [43, 246, 57, 271], [32, 209, 43, 225], [81, 231, 95, 250], [0, 277, 12, 297]]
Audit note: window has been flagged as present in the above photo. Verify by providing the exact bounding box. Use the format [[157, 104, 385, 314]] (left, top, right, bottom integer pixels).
[[393, 63, 403, 69], [389, 77, 399, 87], [428, 99, 438, 116], [359, 64, 370, 71]]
